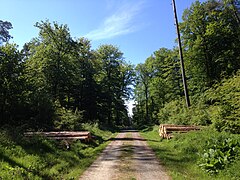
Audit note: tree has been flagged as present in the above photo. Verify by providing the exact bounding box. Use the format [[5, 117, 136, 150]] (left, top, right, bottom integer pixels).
[[0, 19, 135, 129], [95, 45, 133, 126], [0, 43, 25, 125], [133, 0, 240, 132], [70, 38, 98, 121], [0, 20, 12, 45], [23, 20, 79, 128], [180, 0, 240, 92], [133, 48, 182, 125], [30, 20, 76, 106], [223, 0, 240, 25], [135, 63, 151, 123]]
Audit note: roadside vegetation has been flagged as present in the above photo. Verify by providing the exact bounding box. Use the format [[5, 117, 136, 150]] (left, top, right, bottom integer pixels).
[[135, 1, 240, 178], [0, 0, 240, 179], [0, 123, 115, 179], [1, 17, 131, 179], [141, 126, 240, 180]]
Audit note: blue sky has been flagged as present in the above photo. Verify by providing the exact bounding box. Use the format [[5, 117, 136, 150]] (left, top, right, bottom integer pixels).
[[0, 0, 206, 65]]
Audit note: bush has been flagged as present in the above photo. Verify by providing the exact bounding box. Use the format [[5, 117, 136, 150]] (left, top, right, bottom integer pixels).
[[205, 73, 240, 133], [158, 99, 189, 125], [158, 98, 210, 126], [199, 136, 239, 174], [54, 107, 83, 130], [0, 124, 114, 179], [157, 72, 240, 133]]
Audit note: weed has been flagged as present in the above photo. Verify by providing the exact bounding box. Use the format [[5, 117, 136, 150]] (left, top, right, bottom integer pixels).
[[199, 137, 239, 174], [0, 124, 115, 179], [141, 126, 240, 180]]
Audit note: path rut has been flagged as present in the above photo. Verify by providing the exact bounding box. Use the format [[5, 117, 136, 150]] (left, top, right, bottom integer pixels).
[[79, 131, 171, 180]]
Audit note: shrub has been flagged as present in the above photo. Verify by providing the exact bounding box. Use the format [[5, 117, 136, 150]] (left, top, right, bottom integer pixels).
[[157, 99, 188, 125], [158, 72, 240, 133], [205, 72, 240, 133], [54, 107, 83, 130], [199, 136, 239, 174], [158, 98, 210, 126]]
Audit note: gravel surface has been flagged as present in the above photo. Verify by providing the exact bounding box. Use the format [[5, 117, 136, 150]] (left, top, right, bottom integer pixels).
[[131, 131, 171, 180], [79, 131, 171, 180]]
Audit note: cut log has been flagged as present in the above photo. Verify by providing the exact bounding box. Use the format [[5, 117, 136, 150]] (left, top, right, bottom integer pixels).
[[159, 124, 200, 139], [24, 131, 92, 142], [50, 136, 90, 142], [165, 126, 200, 132], [24, 131, 90, 137]]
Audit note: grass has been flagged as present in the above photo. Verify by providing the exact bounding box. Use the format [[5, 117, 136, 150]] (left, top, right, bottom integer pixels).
[[141, 126, 240, 180], [0, 124, 115, 179], [118, 132, 136, 180]]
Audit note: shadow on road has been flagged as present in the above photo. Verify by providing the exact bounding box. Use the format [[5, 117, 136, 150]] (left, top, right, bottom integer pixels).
[[109, 137, 146, 141], [108, 131, 160, 143], [120, 129, 139, 133]]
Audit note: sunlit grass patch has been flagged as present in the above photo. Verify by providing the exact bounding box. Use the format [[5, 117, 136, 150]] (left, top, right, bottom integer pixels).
[[141, 125, 240, 180], [0, 124, 115, 179]]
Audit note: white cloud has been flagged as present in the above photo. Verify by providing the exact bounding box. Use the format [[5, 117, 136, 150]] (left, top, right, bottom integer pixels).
[[85, 1, 145, 40]]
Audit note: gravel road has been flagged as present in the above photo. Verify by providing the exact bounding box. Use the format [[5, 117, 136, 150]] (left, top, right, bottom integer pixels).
[[79, 131, 171, 180]]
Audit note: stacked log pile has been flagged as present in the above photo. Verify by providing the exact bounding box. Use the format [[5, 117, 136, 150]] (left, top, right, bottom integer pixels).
[[159, 124, 200, 139], [24, 131, 92, 142]]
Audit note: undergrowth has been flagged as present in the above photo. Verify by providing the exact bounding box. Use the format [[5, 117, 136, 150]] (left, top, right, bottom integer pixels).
[[0, 123, 115, 179], [157, 72, 240, 134], [141, 126, 240, 180]]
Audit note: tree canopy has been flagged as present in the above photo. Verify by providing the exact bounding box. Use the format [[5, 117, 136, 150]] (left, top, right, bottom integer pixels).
[[0, 20, 12, 44], [1, 0, 240, 133], [0, 20, 134, 130], [133, 0, 240, 133]]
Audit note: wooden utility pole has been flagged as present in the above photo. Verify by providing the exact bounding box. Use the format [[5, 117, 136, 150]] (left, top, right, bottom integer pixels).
[[171, 0, 191, 107]]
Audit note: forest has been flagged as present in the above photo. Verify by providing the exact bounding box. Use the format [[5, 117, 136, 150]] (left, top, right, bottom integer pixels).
[[133, 0, 240, 134], [0, 20, 135, 130], [0, 0, 240, 179], [1, 0, 239, 132]]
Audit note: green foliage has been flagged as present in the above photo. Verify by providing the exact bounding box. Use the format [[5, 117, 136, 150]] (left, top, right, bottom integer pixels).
[[29, 20, 77, 106], [141, 126, 240, 179], [205, 72, 240, 133], [95, 44, 134, 126], [1, 20, 134, 129], [134, 48, 182, 125], [181, 0, 240, 90], [53, 106, 83, 130], [157, 98, 210, 126], [156, 72, 240, 133], [218, 156, 240, 180], [81, 123, 114, 142], [0, 20, 12, 44], [0, 43, 27, 125], [199, 137, 239, 174], [158, 99, 186, 125], [134, 0, 240, 132], [0, 125, 114, 179]]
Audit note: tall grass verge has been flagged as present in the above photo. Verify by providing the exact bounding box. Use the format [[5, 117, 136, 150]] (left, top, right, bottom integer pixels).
[[141, 126, 240, 180], [0, 123, 115, 179]]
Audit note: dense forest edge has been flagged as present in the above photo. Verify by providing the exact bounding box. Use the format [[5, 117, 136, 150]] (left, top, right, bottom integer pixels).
[[0, 0, 240, 179], [133, 0, 240, 134], [134, 0, 240, 178], [0, 20, 135, 130]]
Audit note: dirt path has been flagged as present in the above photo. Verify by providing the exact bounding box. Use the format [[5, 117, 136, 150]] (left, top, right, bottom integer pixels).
[[79, 131, 171, 180]]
